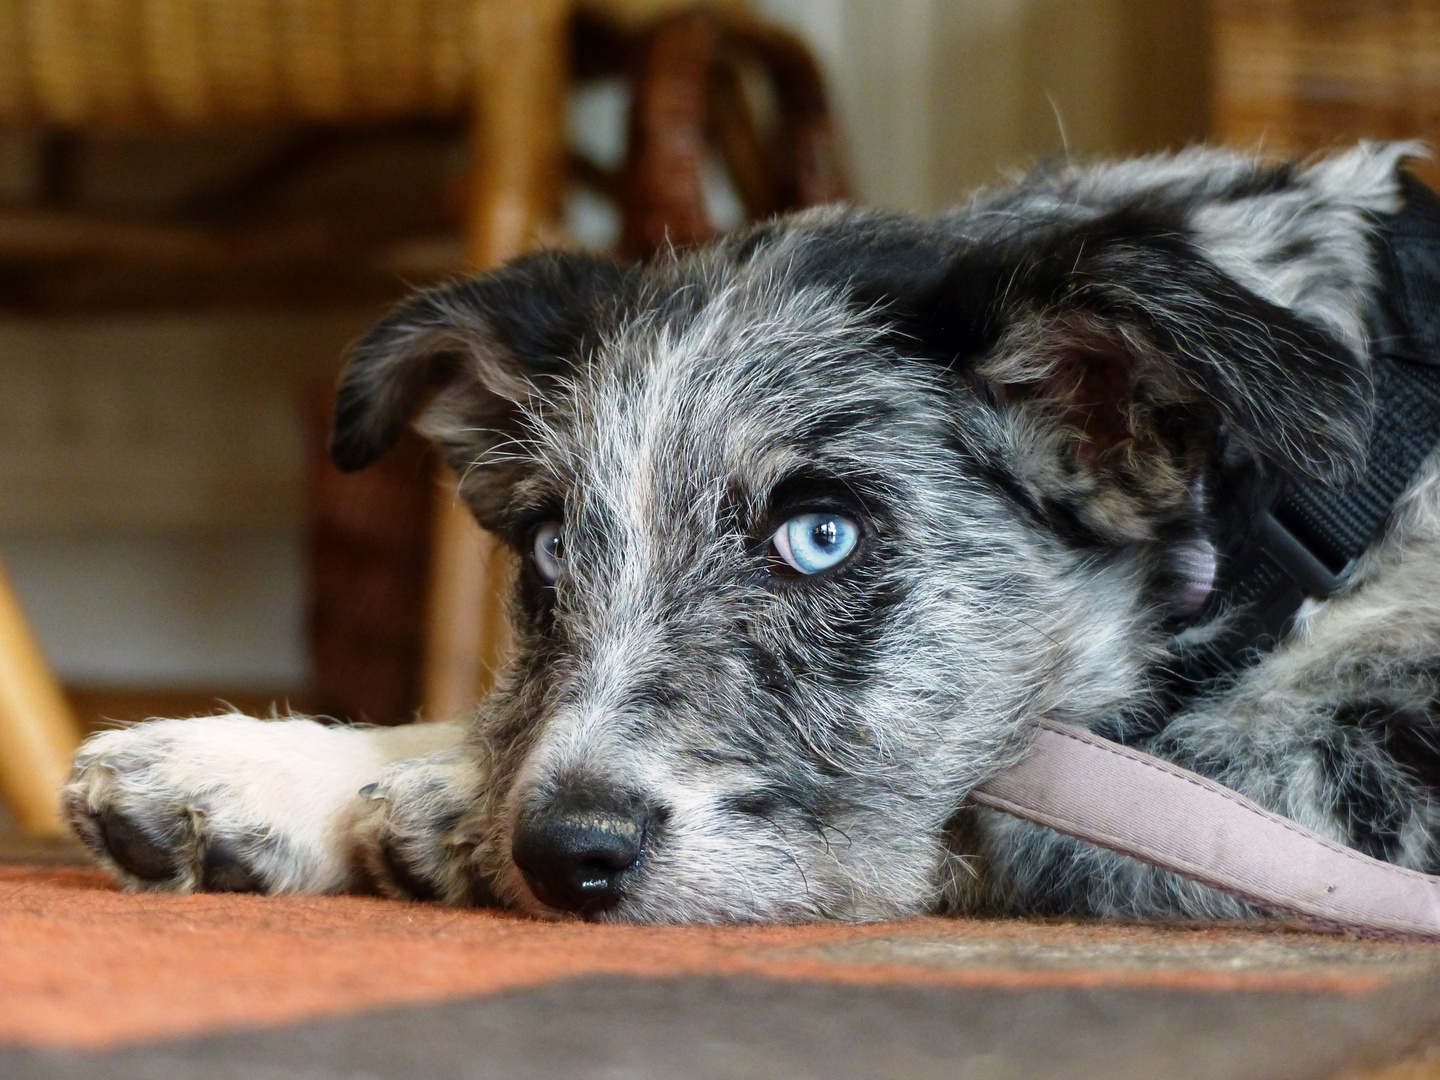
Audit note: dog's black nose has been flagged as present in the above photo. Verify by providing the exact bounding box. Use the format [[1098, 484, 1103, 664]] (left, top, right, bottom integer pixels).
[[511, 795, 648, 917]]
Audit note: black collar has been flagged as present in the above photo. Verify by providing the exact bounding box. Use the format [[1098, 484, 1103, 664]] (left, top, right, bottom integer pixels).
[[1179, 172, 1440, 682]]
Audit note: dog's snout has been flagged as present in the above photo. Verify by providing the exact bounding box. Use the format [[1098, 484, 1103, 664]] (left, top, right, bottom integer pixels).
[[512, 793, 648, 917]]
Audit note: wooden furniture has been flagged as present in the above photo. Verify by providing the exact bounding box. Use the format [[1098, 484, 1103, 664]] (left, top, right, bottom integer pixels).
[[1213, 0, 1440, 188], [420, 0, 569, 722], [0, 558, 81, 834], [618, 7, 844, 256]]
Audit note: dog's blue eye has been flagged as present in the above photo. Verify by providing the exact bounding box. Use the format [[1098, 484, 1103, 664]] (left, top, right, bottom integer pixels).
[[771, 513, 859, 575], [532, 522, 563, 583]]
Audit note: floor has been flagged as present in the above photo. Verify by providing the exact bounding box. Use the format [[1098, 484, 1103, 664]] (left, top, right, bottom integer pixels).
[[2, 859, 1440, 1079]]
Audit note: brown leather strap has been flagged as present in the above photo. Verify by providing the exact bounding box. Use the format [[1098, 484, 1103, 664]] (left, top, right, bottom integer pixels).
[[970, 720, 1440, 937]]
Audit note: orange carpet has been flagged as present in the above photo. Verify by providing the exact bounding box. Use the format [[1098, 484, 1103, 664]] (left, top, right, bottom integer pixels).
[[4, 863, 1440, 1057]]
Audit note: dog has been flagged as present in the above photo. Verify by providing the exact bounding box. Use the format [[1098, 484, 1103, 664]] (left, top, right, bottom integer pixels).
[[62, 142, 1440, 924]]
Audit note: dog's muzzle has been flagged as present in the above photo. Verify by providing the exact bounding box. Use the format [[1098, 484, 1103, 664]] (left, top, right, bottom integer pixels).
[[511, 787, 649, 917]]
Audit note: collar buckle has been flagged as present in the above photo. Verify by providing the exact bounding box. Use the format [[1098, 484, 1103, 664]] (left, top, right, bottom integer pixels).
[[1254, 510, 1347, 599]]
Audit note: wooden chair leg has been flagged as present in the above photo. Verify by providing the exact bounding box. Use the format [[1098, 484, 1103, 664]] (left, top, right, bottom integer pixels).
[[423, 501, 512, 721], [421, 0, 569, 721], [0, 557, 84, 835]]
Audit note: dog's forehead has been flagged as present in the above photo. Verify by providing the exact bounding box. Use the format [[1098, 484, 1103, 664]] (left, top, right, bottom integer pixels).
[[526, 273, 938, 514]]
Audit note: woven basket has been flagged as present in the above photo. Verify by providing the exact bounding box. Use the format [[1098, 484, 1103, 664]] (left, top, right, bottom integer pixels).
[[1213, 0, 1440, 151], [0, 0, 477, 128]]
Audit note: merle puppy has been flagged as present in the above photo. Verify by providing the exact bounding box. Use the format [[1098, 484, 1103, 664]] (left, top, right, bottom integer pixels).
[[63, 143, 1440, 923]]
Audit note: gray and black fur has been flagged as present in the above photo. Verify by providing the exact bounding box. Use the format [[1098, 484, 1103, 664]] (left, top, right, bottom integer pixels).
[[64, 143, 1440, 924]]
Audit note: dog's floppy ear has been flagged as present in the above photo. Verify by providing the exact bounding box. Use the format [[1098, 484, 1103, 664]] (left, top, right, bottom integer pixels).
[[953, 212, 1373, 489], [331, 251, 629, 519], [777, 207, 1372, 491], [333, 250, 628, 471]]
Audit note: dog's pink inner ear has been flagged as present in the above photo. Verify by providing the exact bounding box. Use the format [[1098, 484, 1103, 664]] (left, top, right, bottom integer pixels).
[[1172, 538, 1218, 616], [993, 341, 1140, 465], [1044, 344, 1137, 464], [985, 330, 1219, 539]]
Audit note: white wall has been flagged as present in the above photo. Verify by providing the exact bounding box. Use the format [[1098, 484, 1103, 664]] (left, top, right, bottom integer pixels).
[[0, 313, 366, 690], [757, 0, 1209, 211], [2, 532, 307, 689]]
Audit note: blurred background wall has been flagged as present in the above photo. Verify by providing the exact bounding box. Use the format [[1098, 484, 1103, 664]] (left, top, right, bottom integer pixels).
[[760, 0, 1208, 211]]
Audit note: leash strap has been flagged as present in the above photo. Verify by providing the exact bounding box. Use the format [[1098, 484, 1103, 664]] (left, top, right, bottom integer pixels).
[[970, 720, 1440, 937]]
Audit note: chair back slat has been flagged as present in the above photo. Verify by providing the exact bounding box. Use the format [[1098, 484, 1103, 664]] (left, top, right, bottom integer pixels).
[[0, 0, 477, 128]]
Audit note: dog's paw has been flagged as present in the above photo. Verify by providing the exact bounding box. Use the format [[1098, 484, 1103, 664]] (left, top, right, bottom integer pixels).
[[354, 749, 489, 904], [64, 715, 377, 895]]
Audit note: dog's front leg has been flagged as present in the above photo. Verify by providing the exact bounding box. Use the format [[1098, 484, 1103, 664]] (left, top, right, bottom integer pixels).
[[64, 715, 468, 896], [348, 745, 499, 904]]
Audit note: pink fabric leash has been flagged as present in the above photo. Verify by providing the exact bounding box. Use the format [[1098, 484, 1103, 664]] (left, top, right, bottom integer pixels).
[[969, 720, 1440, 937]]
